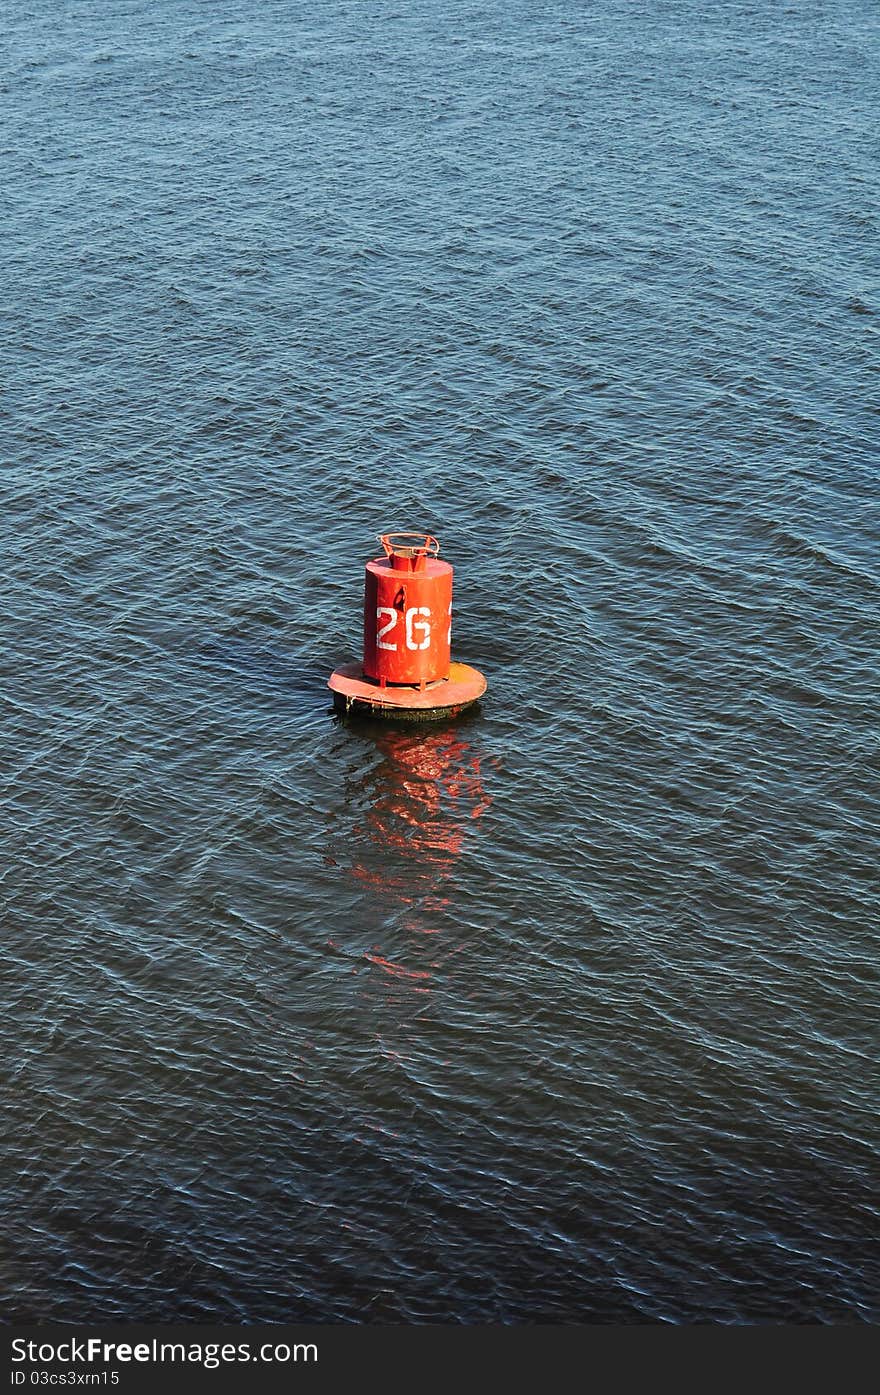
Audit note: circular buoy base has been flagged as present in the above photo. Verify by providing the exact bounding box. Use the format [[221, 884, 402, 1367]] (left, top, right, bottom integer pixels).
[[328, 661, 487, 722]]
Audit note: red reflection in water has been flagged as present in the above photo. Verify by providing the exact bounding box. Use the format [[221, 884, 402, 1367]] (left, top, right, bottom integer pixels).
[[347, 729, 492, 985], [352, 730, 490, 881], [363, 953, 431, 980]]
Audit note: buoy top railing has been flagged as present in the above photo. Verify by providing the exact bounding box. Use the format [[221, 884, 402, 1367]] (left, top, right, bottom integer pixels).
[[378, 531, 440, 572]]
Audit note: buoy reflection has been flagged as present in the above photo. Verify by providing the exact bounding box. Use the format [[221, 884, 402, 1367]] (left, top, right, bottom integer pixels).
[[350, 729, 490, 889], [345, 726, 492, 987]]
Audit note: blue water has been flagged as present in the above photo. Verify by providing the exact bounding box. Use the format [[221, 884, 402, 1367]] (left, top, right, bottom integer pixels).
[[2, 0, 878, 1323]]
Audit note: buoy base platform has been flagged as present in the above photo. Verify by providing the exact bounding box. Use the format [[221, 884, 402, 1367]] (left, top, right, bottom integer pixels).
[[329, 661, 486, 722]]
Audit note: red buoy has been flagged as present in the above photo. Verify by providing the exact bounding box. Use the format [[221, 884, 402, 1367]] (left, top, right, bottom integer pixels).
[[329, 532, 487, 721]]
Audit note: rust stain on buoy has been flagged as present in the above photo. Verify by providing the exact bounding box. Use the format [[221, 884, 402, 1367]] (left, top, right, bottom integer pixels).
[[328, 531, 487, 721]]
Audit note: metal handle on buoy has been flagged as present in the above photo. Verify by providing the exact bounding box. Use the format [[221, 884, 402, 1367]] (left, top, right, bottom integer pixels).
[[378, 532, 440, 573]]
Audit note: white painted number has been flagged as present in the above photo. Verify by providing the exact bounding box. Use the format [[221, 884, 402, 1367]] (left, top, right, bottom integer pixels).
[[376, 606, 398, 651], [376, 605, 434, 651], [405, 606, 431, 651]]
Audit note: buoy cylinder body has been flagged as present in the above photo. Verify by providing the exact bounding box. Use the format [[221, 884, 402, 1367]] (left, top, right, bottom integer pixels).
[[329, 529, 486, 719], [363, 555, 453, 685]]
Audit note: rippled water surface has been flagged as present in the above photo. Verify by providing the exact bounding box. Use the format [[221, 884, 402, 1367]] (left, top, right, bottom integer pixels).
[[3, 0, 879, 1323]]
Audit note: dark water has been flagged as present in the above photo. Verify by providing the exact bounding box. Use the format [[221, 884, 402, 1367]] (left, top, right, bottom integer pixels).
[[2, 0, 878, 1324]]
